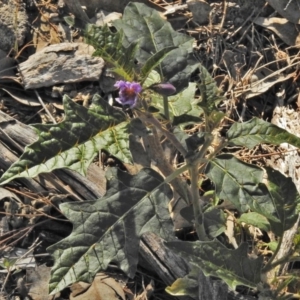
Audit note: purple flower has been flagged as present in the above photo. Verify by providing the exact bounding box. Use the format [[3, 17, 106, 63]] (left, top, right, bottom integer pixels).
[[114, 80, 142, 108], [149, 83, 176, 96]]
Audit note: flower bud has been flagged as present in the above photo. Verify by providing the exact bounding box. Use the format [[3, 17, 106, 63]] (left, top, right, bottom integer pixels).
[[149, 83, 176, 96]]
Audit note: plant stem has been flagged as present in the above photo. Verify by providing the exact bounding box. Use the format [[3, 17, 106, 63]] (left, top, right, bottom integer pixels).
[[139, 115, 192, 203], [262, 236, 283, 273], [163, 95, 170, 121], [186, 134, 214, 241], [189, 163, 209, 241], [263, 255, 300, 273], [137, 110, 188, 157], [187, 133, 214, 168]]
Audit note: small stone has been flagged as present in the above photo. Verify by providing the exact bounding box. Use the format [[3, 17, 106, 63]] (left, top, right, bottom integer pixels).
[[0, 0, 28, 52], [187, 0, 211, 25], [18, 43, 105, 89]]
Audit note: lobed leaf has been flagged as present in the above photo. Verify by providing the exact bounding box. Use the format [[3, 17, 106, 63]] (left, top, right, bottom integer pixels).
[[140, 46, 177, 83], [205, 154, 299, 235], [238, 212, 271, 232], [0, 95, 131, 185], [114, 2, 198, 91], [48, 168, 173, 294], [166, 266, 199, 297], [227, 117, 300, 149], [85, 24, 138, 81], [204, 208, 226, 238], [197, 65, 223, 115], [205, 154, 275, 215], [166, 240, 263, 290], [264, 167, 299, 236]]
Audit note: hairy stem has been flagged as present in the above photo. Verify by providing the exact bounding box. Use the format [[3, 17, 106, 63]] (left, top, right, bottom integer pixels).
[[189, 163, 209, 240], [140, 120, 192, 204], [163, 95, 170, 121], [137, 110, 188, 157], [262, 236, 283, 273], [187, 134, 214, 241], [263, 255, 300, 273]]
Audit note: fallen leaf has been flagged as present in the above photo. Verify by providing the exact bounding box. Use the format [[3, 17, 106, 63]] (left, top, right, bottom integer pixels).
[[27, 264, 52, 300], [70, 273, 125, 300], [254, 17, 300, 46], [267, 0, 300, 24], [236, 67, 295, 99]]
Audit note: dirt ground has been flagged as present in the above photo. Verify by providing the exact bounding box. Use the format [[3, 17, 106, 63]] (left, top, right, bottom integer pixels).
[[0, 0, 300, 299]]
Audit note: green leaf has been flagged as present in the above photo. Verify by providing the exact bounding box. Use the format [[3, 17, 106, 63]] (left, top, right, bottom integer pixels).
[[197, 65, 223, 115], [64, 16, 75, 27], [207, 110, 225, 131], [227, 117, 300, 149], [238, 212, 271, 232], [205, 154, 275, 216], [2, 258, 17, 269], [85, 24, 138, 81], [0, 95, 130, 185], [173, 126, 205, 153], [205, 155, 298, 236], [144, 70, 202, 124], [166, 240, 263, 290], [48, 168, 173, 294], [140, 46, 177, 83], [114, 2, 198, 91], [265, 167, 299, 236], [266, 241, 278, 252], [204, 208, 226, 238], [166, 266, 199, 297]]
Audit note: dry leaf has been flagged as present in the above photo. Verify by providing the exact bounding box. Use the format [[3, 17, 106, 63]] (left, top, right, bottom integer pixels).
[[236, 67, 295, 99], [70, 273, 125, 300], [267, 0, 300, 24], [135, 280, 154, 300], [224, 214, 238, 249], [254, 17, 300, 46], [27, 264, 53, 300]]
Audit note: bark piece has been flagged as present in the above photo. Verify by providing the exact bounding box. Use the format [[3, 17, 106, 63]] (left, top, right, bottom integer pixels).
[[139, 232, 257, 300], [18, 43, 105, 89], [198, 271, 228, 300]]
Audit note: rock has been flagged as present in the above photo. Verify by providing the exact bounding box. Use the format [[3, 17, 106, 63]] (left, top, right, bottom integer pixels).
[[18, 43, 105, 89], [77, 0, 163, 16], [187, 0, 211, 25], [0, 0, 28, 52], [0, 49, 15, 77], [95, 11, 122, 27]]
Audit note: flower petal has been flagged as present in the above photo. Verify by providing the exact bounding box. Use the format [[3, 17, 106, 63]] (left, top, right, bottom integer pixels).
[[114, 80, 142, 108]]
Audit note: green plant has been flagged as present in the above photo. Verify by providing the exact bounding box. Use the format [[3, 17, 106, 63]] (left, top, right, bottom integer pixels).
[[1, 2, 300, 298]]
